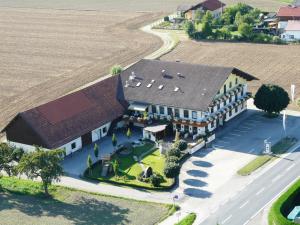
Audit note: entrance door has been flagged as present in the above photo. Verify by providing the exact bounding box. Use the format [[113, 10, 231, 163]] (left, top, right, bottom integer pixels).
[[82, 132, 92, 146]]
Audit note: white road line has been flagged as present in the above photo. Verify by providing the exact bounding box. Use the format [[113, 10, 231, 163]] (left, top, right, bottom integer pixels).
[[222, 215, 232, 224], [239, 200, 249, 209], [255, 187, 265, 196], [272, 174, 282, 183], [229, 133, 242, 137], [248, 148, 256, 154], [218, 140, 230, 144], [286, 164, 296, 172]]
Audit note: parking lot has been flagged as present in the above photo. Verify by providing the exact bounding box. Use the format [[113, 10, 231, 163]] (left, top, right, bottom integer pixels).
[[174, 108, 300, 220]]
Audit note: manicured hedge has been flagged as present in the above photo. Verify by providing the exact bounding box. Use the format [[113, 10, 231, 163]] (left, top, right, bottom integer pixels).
[[175, 213, 196, 225], [269, 179, 300, 225]]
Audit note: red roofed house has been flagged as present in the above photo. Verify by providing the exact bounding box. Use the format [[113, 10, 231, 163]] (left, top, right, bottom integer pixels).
[[178, 0, 226, 20], [277, 5, 300, 30], [281, 20, 300, 41]]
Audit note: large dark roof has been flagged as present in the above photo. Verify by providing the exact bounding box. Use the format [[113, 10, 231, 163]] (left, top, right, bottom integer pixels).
[[5, 76, 126, 149], [119, 59, 257, 111], [178, 0, 225, 12]]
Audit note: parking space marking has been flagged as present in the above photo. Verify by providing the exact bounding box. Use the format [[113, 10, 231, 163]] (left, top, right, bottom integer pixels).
[[234, 129, 248, 133], [218, 140, 230, 144], [256, 187, 265, 196], [222, 215, 232, 224], [239, 126, 252, 130], [229, 133, 242, 137], [239, 200, 249, 209], [213, 145, 225, 149]]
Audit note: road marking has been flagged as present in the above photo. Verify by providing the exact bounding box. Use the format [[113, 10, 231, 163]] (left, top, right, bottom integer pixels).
[[255, 187, 265, 196], [229, 133, 242, 137], [272, 174, 282, 183], [239, 200, 249, 209], [286, 164, 295, 172], [214, 145, 225, 149], [248, 148, 256, 154], [218, 140, 230, 144], [222, 215, 232, 224], [240, 126, 252, 130]]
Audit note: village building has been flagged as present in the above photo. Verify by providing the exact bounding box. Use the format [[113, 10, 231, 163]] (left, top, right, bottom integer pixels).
[[177, 0, 226, 20], [281, 20, 300, 41], [277, 5, 300, 30], [2, 59, 257, 155]]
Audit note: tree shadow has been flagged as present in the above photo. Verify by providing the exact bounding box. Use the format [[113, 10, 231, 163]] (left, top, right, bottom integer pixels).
[[183, 188, 212, 198], [183, 179, 207, 187], [186, 170, 208, 178], [191, 160, 213, 168], [0, 190, 130, 225]]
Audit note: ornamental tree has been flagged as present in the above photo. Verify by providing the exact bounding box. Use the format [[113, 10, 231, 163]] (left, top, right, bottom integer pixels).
[[110, 65, 123, 75], [254, 84, 290, 116], [17, 147, 64, 196], [0, 143, 23, 177], [87, 154, 93, 175], [112, 133, 117, 148], [94, 143, 99, 159], [126, 128, 132, 139]]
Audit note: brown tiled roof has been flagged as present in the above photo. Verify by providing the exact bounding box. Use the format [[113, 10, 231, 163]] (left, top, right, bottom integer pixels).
[[119, 59, 257, 112], [277, 6, 300, 18], [13, 75, 126, 148], [190, 0, 226, 12]]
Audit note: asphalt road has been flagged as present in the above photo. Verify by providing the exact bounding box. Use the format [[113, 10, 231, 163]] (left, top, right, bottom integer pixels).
[[200, 145, 300, 225]]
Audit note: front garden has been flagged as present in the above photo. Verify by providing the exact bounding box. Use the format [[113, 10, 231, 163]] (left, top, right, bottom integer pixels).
[[85, 141, 188, 189], [269, 179, 300, 225]]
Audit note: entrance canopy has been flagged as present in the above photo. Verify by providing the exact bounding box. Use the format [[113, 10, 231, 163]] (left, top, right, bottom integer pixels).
[[128, 102, 149, 112], [144, 124, 167, 133]]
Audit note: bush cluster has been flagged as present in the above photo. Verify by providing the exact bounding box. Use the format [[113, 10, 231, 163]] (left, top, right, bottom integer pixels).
[[164, 161, 180, 178], [167, 148, 181, 158], [174, 140, 188, 151]]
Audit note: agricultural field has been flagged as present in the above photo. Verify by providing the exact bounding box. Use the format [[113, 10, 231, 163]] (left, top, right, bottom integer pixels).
[[161, 40, 300, 109]]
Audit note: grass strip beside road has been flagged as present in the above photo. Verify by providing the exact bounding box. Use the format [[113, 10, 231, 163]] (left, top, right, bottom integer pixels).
[[175, 213, 197, 225], [0, 176, 175, 225], [238, 137, 297, 176], [268, 179, 300, 225]]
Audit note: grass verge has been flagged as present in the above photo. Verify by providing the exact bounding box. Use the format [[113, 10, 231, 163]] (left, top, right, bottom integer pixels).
[[269, 179, 300, 225], [237, 137, 297, 176], [0, 176, 175, 225], [175, 213, 197, 225]]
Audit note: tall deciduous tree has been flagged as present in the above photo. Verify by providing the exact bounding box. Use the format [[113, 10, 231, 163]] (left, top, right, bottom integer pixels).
[[0, 143, 23, 177], [17, 147, 64, 196], [254, 84, 290, 116], [238, 23, 253, 39], [184, 21, 195, 37]]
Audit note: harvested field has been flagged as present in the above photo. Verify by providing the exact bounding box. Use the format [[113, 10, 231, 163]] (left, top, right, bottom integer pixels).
[[161, 40, 300, 109], [0, 0, 286, 12], [0, 7, 162, 129]]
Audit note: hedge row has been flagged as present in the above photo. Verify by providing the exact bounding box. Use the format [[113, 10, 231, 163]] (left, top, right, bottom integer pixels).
[[269, 179, 300, 225]]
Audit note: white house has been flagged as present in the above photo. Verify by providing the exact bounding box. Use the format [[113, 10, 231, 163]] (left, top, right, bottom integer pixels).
[[281, 20, 300, 41]]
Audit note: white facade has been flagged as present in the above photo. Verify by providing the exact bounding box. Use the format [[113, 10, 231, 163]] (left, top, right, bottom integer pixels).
[[8, 141, 41, 153], [91, 122, 111, 142], [278, 21, 288, 30], [58, 137, 82, 156], [281, 30, 300, 41]]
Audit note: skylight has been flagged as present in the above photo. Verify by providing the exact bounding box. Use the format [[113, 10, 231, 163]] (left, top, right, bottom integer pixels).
[[136, 82, 141, 87], [174, 86, 179, 92], [158, 85, 164, 90], [147, 83, 152, 88]]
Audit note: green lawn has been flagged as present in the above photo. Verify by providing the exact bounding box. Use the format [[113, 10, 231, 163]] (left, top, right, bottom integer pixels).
[[175, 213, 197, 225], [0, 177, 173, 225], [238, 137, 297, 176], [269, 179, 300, 225], [87, 143, 174, 189]]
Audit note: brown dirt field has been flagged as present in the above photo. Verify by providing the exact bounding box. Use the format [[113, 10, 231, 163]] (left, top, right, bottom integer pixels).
[[0, 7, 163, 129], [161, 40, 300, 110]]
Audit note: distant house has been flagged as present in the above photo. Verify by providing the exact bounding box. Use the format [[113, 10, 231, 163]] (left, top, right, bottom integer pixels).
[[281, 20, 300, 41], [177, 0, 226, 20], [277, 5, 300, 30]]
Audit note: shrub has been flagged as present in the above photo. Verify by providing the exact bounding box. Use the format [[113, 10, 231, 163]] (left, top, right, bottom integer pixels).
[[164, 162, 180, 178], [272, 36, 283, 44], [149, 173, 164, 187], [174, 140, 188, 151], [166, 156, 180, 164], [110, 65, 123, 75], [164, 16, 170, 22], [167, 148, 181, 158]]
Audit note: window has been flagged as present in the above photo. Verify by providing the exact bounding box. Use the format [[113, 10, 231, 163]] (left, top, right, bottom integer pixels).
[[184, 110, 189, 118], [235, 107, 238, 113], [290, 35, 295, 39], [71, 142, 76, 149], [229, 110, 232, 117], [229, 82, 232, 88], [193, 127, 197, 134], [210, 107, 213, 113], [211, 122, 215, 129], [217, 103, 220, 110], [235, 94, 238, 101], [167, 107, 173, 116], [235, 77, 238, 85], [152, 105, 157, 113], [176, 124, 181, 130], [184, 125, 189, 132], [159, 106, 165, 115], [175, 108, 180, 117], [192, 111, 197, 120], [102, 127, 107, 134], [224, 84, 227, 94]]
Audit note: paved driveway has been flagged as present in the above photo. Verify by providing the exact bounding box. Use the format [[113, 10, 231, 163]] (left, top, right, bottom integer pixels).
[[173, 108, 300, 222]]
